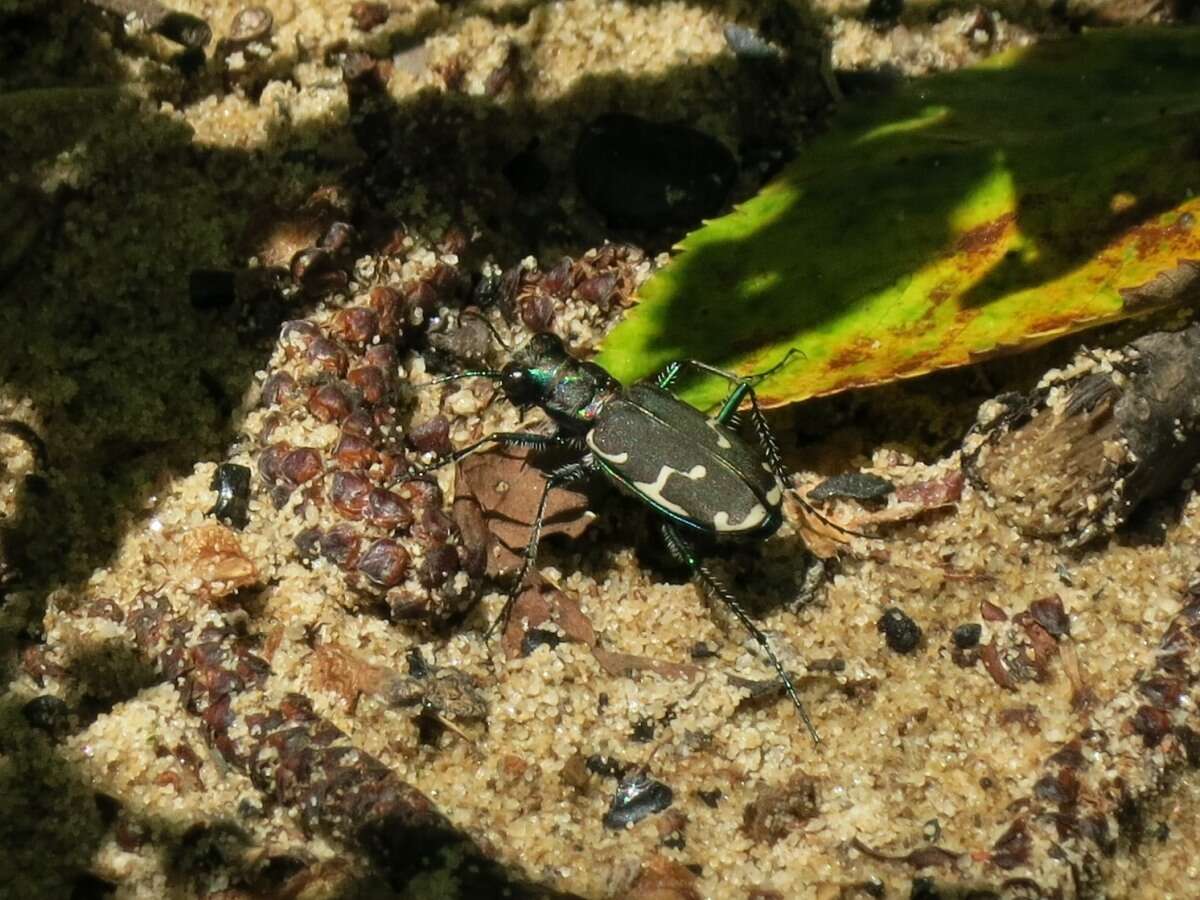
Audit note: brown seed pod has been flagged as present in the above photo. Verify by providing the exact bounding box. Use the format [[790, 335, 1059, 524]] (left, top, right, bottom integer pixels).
[[308, 383, 354, 423], [357, 539, 410, 588], [365, 488, 412, 530], [280, 448, 323, 484], [330, 471, 372, 519], [258, 443, 292, 484], [260, 371, 298, 407], [408, 416, 451, 455], [320, 524, 361, 569], [332, 307, 378, 346], [347, 366, 387, 405], [520, 293, 555, 332], [341, 408, 376, 438], [332, 433, 377, 469], [363, 343, 397, 372], [305, 337, 348, 376]]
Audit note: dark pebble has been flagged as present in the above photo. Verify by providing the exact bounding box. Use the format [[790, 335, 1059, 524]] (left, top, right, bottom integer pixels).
[[305, 337, 348, 376], [808, 472, 894, 504], [603, 771, 674, 829], [189, 269, 238, 310], [332, 433, 376, 469], [1029, 596, 1070, 638], [877, 607, 921, 653], [294, 527, 322, 560], [520, 292, 555, 332], [418, 543, 459, 588], [22, 694, 71, 738], [585, 754, 628, 779], [952, 622, 982, 649], [406, 647, 429, 678], [697, 789, 722, 808], [574, 113, 737, 229], [319, 221, 355, 254], [722, 23, 781, 60], [521, 628, 563, 657], [208, 463, 251, 529], [630, 716, 655, 743], [350, 0, 389, 30], [690, 641, 718, 659]]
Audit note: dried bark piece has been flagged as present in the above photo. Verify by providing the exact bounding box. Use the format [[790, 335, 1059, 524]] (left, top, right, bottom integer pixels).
[[455, 446, 593, 576], [967, 324, 1200, 545], [625, 856, 702, 900], [178, 524, 259, 601], [850, 837, 962, 869], [313, 642, 487, 723], [742, 775, 820, 844]]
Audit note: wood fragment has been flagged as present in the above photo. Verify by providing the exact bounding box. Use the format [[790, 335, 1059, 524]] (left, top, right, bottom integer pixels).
[[967, 324, 1200, 545], [86, 0, 212, 48]]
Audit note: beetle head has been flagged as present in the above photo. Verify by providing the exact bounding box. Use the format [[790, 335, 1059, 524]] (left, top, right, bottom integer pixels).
[[499, 333, 570, 406]]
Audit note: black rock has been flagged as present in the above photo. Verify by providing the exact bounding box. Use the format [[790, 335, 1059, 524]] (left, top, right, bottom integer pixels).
[[574, 113, 737, 229], [208, 463, 252, 529], [877, 607, 922, 654], [603, 771, 674, 829], [952, 623, 982, 649], [809, 472, 894, 504]]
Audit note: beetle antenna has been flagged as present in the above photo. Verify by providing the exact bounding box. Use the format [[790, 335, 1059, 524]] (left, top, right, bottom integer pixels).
[[746, 347, 805, 385], [418, 370, 502, 388], [460, 308, 512, 351]]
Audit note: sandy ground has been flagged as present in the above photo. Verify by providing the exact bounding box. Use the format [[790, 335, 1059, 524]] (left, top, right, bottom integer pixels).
[[3, 1, 1200, 898]]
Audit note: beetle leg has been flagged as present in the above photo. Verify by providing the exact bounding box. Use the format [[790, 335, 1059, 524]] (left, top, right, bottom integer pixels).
[[660, 523, 820, 745], [738, 391, 872, 540], [395, 431, 572, 481], [485, 460, 593, 641]]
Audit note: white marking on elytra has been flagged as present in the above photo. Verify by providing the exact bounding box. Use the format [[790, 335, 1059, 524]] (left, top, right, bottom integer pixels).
[[706, 419, 733, 449], [634, 463, 707, 517], [585, 431, 628, 464], [765, 479, 783, 506], [713, 503, 768, 532]]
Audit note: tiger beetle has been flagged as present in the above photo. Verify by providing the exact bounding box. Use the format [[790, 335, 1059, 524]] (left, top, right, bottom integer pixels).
[[406, 328, 829, 743]]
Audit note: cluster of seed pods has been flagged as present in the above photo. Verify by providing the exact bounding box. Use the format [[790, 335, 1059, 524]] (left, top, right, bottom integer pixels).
[[252, 276, 486, 625]]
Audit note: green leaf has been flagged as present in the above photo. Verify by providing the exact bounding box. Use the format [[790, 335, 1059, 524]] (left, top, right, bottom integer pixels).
[[595, 28, 1200, 410]]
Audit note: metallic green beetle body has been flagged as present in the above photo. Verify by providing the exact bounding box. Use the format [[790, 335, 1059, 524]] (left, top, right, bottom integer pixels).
[[587, 383, 785, 538], [411, 329, 820, 742]]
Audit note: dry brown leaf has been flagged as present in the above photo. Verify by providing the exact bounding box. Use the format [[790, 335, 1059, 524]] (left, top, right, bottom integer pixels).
[[455, 445, 593, 576]]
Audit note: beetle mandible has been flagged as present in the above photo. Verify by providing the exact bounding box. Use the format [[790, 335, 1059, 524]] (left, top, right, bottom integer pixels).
[[406, 328, 826, 742]]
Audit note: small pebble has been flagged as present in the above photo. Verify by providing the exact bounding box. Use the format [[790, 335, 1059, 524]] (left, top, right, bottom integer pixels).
[[603, 771, 674, 829], [877, 607, 922, 653], [952, 623, 982, 649]]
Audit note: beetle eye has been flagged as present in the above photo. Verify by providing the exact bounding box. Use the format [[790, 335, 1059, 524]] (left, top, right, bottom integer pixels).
[[501, 365, 537, 403]]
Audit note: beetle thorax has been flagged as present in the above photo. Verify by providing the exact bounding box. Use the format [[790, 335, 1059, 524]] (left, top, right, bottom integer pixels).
[[501, 334, 620, 431]]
